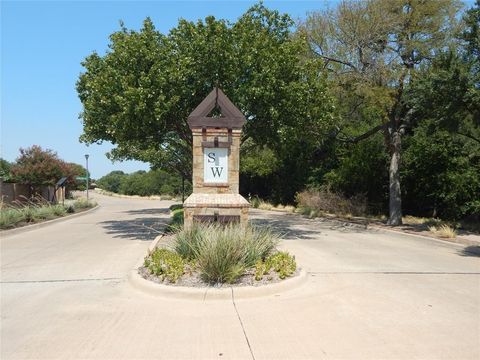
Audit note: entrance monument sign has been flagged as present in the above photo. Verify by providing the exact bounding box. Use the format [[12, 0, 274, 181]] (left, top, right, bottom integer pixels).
[[183, 88, 249, 229]]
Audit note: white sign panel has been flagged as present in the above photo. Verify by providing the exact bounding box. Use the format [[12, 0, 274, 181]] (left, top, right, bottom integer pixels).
[[204, 148, 228, 183]]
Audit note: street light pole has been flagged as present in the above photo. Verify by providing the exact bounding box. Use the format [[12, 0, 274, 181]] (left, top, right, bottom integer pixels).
[[85, 154, 89, 201]]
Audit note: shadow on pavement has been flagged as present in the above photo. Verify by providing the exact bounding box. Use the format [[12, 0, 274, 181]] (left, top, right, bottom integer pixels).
[[250, 210, 375, 240], [124, 208, 169, 215], [100, 217, 169, 241], [459, 246, 480, 257]]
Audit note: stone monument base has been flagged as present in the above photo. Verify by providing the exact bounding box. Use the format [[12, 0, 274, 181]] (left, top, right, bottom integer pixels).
[[183, 193, 249, 230]]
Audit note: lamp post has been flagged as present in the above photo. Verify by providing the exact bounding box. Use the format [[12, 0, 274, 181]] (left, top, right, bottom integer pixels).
[[85, 154, 89, 201]]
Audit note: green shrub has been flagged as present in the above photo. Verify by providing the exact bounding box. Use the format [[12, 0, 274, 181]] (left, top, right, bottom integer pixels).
[[144, 248, 185, 283], [173, 224, 203, 260], [73, 198, 96, 209], [51, 205, 67, 217], [22, 207, 36, 222], [165, 209, 184, 233], [0, 208, 25, 229], [169, 204, 183, 212], [173, 223, 279, 284], [0, 203, 68, 229], [249, 196, 261, 208], [255, 251, 296, 280], [34, 206, 56, 220]]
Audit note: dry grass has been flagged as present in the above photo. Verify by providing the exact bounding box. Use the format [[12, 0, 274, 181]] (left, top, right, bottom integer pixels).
[[258, 201, 274, 210], [428, 224, 457, 238], [296, 189, 367, 218], [403, 215, 442, 226]]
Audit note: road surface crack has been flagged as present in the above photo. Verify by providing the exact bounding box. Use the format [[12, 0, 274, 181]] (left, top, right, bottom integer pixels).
[[1, 277, 122, 284], [231, 288, 256, 360]]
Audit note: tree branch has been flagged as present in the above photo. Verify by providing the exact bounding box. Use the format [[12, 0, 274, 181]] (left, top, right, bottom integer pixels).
[[337, 123, 386, 144], [457, 131, 480, 144], [308, 41, 358, 71]]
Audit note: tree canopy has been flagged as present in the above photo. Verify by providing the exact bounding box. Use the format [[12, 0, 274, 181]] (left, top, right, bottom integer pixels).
[[77, 4, 334, 185], [9, 146, 86, 190], [77, 1, 480, 223]]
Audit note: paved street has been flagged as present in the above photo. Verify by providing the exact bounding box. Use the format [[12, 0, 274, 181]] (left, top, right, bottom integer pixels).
[[1, 193, 479, 359]]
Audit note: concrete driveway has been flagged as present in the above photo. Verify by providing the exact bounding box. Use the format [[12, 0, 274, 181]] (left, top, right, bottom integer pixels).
[[1, 193, 479, 359]]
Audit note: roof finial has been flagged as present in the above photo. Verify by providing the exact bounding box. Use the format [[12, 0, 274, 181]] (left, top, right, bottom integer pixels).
[[214, 78, 219, 109]]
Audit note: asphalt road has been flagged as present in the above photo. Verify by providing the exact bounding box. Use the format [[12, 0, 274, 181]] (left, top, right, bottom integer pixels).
[[1, 193, 479, 359]]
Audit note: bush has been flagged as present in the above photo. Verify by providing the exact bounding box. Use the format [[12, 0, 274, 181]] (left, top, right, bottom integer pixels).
[[296, 189, 367, 217], [173, 224, 203, 260], [0, 203, 68, 229], [73, 198, 96, 209], [173, 223, 279, 284], [255, 251, 296, 280], [0, 208, 25, 229], [144, 248, 185, 283]]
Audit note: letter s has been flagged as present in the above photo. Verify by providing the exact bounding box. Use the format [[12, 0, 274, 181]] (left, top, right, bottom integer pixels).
[[207, 152, 216, 163]]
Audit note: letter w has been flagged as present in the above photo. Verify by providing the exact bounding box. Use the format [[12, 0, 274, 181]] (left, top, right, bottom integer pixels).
[[211, 167, 223, 178]]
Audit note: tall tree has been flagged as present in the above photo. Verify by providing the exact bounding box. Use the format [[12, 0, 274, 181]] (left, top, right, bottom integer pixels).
[[77, 4, 334, 196], [302, 0, 461, 225]]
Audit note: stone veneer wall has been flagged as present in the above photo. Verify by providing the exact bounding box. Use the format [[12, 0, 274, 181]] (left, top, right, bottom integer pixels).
[[192, 128, 241, 194]]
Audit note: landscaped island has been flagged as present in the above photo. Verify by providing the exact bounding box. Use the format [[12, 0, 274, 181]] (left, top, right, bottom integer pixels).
[[140, 219, 297, 287]]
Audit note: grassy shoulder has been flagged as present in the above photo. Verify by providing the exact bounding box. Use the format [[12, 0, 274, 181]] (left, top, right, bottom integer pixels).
[[0, 197, 97, 230], [142, 208, 297, 286]]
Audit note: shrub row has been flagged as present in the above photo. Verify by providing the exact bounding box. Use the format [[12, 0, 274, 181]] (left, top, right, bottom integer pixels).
[[0, 198, 96, 230]]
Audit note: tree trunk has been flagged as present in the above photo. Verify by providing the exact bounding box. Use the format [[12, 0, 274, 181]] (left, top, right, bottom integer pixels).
[[387, 131, 403, 225]]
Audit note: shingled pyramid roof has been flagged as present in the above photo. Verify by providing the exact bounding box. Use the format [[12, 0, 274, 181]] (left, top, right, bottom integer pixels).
[[187, 88, 246, 129]]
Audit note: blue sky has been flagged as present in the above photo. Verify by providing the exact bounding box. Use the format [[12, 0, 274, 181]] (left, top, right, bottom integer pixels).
[[1, 0, 473, 178], [1, 0, 340, 178]]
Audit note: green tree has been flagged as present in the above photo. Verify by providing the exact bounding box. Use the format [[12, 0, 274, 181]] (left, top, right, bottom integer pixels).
[[64, 162, 89, 190], [97, 171, 127, 193], [10, 146, 67, 190], [77, 4, 334, 201], [402, 121, 480, 220], [302, 0, 461, 225], [400, 1, 480, 221], [0, 158, 13, 182]]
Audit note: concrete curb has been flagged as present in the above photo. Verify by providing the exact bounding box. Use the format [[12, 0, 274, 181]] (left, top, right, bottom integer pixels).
[[128, 267, 308, 301], [128, 234, 308, 300], [366, 223, 480, 247], [0, 205, 100, 238]]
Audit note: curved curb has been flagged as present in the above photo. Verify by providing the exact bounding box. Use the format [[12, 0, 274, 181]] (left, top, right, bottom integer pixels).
[[129, 232, 308, 300], [0, 205, 100, 238], [128, 267, 308, 301]]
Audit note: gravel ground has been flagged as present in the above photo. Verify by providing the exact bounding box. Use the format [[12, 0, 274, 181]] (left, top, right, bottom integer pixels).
[[138, 264, 300, 288]]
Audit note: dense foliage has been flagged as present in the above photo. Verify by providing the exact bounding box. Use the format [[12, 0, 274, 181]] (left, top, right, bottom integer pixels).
[[77, 4, 334, 202], [78, 1, 480, 223], [6, 146, 87, 191], [96, 169, 188, 196]]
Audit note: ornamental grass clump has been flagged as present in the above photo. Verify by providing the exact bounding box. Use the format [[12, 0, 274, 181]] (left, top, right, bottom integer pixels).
[[0, 201, 69, 229], [429, 224, 457, 238], [173, 223, 279, 284]]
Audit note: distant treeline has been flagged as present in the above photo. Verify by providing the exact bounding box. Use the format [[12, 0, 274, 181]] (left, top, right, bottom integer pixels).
[[96, 170, 191, 197]]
